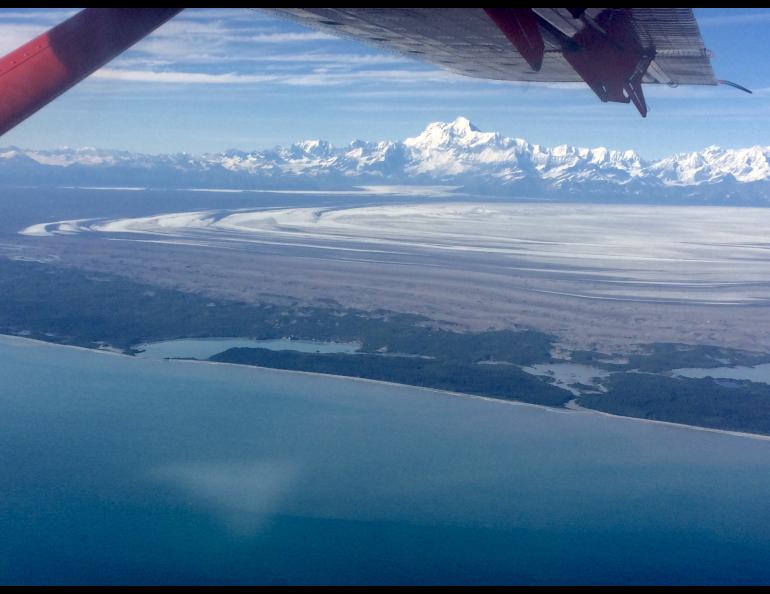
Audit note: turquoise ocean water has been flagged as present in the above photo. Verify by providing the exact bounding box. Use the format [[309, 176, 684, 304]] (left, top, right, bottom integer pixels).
[[2, 335, 770, 585]]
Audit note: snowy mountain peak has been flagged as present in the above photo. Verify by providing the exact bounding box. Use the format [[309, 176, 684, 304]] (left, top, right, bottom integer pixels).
[[2, 118, 770, 202], [447, 116, 480, 134], [294, 139, 333, 157], [404, 117, 490, 149]]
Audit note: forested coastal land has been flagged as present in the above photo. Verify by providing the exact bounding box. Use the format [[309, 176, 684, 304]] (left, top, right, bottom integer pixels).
[[3, 257, 770, 434]]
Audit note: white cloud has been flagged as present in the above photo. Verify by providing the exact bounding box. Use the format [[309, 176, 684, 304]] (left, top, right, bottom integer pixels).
[[697, 10, 770, 27], [248, 31, 336, 43], [92, 66, 464, 87], [93, 68, 279, 84], [0, 9, 76, 22], [112, 51, 410, 69]]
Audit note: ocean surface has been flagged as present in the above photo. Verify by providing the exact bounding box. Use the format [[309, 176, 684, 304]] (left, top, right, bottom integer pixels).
[[2, 334, 770, 585]]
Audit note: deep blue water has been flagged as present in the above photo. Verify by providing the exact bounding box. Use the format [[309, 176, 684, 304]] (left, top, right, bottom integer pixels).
[[2, 334, 770, 585]]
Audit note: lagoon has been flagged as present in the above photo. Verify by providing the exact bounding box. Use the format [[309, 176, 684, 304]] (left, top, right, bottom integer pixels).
[[673, 362, 770, 384]]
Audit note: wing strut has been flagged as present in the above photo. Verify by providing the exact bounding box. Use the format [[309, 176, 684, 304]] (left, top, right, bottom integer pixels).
[[554, 9, 653, 117], [487, 8, 655, 116], [484, 8, 544, 72], [0, 8, 183, 136]]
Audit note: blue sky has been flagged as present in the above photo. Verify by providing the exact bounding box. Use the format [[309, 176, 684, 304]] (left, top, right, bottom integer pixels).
[[1, 8, 769, 158]]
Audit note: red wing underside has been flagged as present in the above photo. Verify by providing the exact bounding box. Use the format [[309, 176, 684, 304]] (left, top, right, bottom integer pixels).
[[0, 8, 181, 136]]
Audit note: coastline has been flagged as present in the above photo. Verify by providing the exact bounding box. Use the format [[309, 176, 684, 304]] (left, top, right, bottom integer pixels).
[[3, 333, 770, 442]]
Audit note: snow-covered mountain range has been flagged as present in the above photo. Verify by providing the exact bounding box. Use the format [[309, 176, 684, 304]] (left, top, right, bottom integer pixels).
[[2, 117, 769, 202]]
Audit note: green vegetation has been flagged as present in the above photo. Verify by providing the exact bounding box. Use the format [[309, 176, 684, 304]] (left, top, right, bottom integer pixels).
[[0, 259, 552, 362], [211, 348, 571, 406], [0, 258, 567, 406], [571, 343, 770, 372], [6, 257, 770, 430], [620, 343, 770, 372], [579, 373, 770, 435]]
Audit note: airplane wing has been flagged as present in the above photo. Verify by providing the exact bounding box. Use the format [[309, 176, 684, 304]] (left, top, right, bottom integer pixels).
[[0, 8, 731, 136], [270, 8, 717, 117]]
